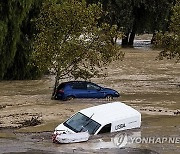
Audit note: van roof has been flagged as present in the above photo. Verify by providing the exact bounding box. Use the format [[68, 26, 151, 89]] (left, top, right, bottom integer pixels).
[[80, 102, 141, 125]]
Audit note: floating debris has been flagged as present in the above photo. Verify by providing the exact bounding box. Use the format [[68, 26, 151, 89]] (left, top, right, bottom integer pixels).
[[174, 110, 180, 115], [0, 105, 6, 109], [139, 108, 180, 116], [19, 116, 42, 127]]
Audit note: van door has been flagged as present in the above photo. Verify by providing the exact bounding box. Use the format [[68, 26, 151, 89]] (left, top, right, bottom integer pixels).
[[97, 123, 111, 134]]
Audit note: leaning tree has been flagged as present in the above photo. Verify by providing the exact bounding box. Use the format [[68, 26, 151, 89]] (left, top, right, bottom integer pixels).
[[33, 0, 123, 98]]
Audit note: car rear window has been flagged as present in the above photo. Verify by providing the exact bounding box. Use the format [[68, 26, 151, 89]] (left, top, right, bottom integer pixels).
[[57, 83, 65, 90]]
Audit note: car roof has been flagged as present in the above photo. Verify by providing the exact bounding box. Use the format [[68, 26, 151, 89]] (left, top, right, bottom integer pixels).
[[79, 102, 141, 126], [61, 81, 93, 85], [63, 81, 87, 84]]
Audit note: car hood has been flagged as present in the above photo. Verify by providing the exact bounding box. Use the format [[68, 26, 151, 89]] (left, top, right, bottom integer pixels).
[[103, 88, 117, 92], [54, 123, 75, 134]]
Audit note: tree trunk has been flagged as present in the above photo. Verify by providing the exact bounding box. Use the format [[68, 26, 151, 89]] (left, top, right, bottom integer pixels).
[[128, 31, 136, 46], [51, 75, 59, 99], [151, 32, 156, 44], [128, 21, 137, 46], [122, 33, 129, 46]]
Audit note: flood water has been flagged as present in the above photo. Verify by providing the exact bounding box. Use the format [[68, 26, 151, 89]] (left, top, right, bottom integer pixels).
[[0, 40, 180, 154]]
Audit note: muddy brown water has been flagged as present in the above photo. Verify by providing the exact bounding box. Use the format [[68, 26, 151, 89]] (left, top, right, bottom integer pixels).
[[0, 45, 180, 153]]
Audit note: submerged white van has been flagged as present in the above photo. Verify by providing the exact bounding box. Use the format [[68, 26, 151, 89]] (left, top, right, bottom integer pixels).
[[54, 102, 141, 135]]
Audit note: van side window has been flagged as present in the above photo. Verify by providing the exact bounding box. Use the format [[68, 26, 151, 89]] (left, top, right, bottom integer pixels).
[[98, 123, 111, 134]]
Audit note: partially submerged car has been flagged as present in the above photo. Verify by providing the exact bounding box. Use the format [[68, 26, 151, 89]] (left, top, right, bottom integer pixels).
[[53, 102, 141, 143], [55, 81, 120, 101]]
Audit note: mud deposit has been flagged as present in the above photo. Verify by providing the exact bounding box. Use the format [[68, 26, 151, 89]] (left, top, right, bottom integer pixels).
[[0, 45, 180, 153]]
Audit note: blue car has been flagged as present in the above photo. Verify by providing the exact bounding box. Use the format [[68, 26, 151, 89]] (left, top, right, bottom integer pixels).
[[55, 81, 120, 101]]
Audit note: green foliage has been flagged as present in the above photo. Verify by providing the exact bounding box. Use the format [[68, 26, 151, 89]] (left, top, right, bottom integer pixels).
[[33, 0, 123, 81], [33, 0, 123, 97], [115, 0, 173, 33], [170, 1, 180, 35], [87, 0, 175, 45], [155, 1, 180, 61], [0, 0, 43, 80]]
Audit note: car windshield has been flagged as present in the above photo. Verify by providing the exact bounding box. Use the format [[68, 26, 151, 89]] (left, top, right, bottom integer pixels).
[[63, 112, 101, 134]]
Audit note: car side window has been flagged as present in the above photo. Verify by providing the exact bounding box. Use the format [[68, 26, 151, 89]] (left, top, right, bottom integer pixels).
[[98, 123, 111, 134], [87, 83, 100, 90], [72, 83, 87, 90]]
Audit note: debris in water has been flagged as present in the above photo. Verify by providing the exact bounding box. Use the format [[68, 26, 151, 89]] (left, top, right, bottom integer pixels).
[[19, 116, 42, 127], [174, 110, 180, 115]]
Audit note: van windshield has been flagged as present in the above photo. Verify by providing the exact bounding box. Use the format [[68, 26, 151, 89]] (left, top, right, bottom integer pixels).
[[63, 112, 101, 134]]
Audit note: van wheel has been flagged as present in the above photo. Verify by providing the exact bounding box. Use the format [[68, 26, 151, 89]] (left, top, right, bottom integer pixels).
[[105, 95, 113, 101], [65, 96, 75, 101]]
